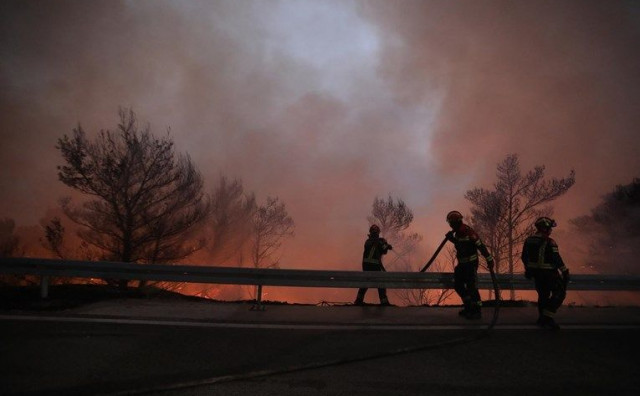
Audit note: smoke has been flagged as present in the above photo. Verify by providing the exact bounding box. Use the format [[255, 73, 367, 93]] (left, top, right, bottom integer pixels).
[[361, 0, 640, 206], [2, 0, 639, 297]]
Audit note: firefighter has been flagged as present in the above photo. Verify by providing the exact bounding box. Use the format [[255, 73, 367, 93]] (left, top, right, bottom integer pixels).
[[445, 210, 494, 319], [521, 217, 570, 330], [354, 224, 393, 306]]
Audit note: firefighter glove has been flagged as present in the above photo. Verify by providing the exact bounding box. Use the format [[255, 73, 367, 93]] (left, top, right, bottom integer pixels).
[[445, 231, 456, 242], [486, 257, 494, 270], [387, 244, 393, 250]]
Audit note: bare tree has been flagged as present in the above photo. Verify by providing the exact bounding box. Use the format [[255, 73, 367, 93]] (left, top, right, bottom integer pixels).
[[243, 196, 294, 300], [56, 108, 210, 287], [465, 154, 575, 298], [367, 195, 422, 270], [250, 196, 294, 270], [206, 175, 256, 265], [571, 177, 640, 274], [41, 217, 65, 259], [367, 195, 414, 236]]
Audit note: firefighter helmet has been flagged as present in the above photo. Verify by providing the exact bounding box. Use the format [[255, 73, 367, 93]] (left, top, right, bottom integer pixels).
[[535, 217, 557, 230], [446, 211, 463, 224], [369, 224, 380, 235]]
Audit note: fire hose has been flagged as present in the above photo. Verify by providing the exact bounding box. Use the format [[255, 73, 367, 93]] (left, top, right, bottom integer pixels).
[[419, 237, 448, 273], [419, 236, 501, 330], [110, 240, 502, 395]]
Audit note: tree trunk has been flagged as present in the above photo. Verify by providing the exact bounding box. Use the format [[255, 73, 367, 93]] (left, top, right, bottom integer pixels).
[[508, 190, 515, 300], [508, 224, 515, 300]]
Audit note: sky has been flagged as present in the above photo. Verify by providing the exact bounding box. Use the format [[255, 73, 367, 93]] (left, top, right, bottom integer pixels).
[[1, 0, 639, 303]]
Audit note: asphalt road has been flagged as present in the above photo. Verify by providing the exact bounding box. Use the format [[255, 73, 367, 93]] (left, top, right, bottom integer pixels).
[[2, 302, 640, 395]]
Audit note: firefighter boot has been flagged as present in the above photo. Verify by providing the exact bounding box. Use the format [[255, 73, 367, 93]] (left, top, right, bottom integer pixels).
[[354, 290, 366, 306], [545, 318, 561, 331], [459, 298, 472, 318], [466, 303, 482, 320], [540, 315, 560, 330], [536, 306, 545, 326]]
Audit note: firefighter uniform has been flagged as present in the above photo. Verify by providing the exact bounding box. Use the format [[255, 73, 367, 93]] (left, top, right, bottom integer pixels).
[[521, 221, 569, 329], [447, 222, 493, 319], [354, 225, 392, 306]]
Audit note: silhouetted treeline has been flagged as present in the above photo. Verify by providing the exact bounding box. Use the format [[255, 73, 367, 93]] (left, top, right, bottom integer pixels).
[[571, 177, 640, 275], [1, 108, 295, 292]]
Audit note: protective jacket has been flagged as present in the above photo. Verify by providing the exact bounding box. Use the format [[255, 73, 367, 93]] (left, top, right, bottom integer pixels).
[[355, 235, 391, 305], [362, 236, 391, 266], [521, 233, 567, 272], [450, 224, 493, 264], [521, 231, 568, 328], [447, 223, 492, 319]]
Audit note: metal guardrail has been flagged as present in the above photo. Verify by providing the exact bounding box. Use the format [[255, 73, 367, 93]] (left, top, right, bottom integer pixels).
[[2, 257, 640, 305]]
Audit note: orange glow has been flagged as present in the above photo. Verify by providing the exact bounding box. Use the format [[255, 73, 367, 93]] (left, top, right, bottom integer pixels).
[[2, 2, 639, 306]]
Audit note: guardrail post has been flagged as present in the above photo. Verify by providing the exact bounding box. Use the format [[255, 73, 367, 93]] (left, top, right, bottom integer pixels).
[[40, 275, 49, 299], [251, 284, 265, 311]]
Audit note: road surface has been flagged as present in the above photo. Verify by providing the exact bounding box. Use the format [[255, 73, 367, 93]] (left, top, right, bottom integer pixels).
[[2, 299, 640, 395]]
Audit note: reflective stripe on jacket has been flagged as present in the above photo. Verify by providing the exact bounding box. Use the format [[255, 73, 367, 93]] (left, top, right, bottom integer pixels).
[[452, 224, 493, 264], [362, 237, 390, 265], [521, 233, 567, 271]]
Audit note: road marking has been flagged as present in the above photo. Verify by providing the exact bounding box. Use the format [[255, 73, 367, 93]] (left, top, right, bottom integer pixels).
[[2, 314, 639, 330]]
